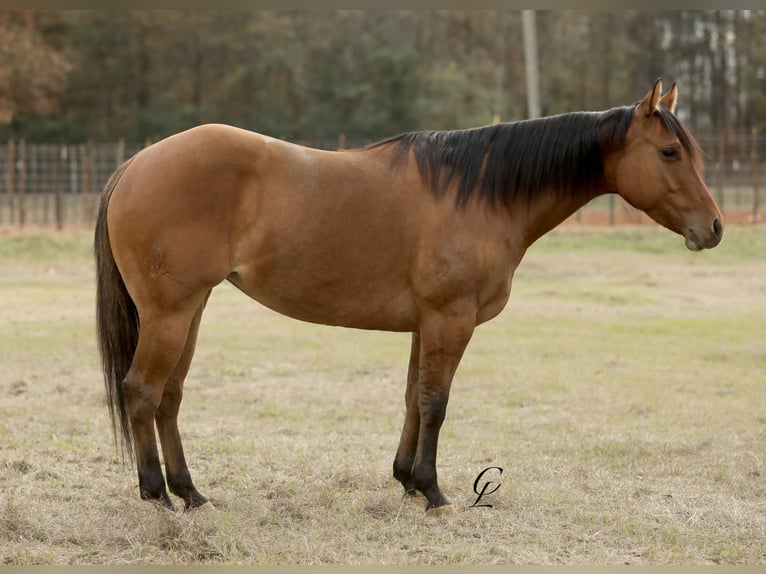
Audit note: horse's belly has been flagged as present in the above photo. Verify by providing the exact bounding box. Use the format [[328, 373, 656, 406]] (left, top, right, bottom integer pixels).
[[226, 266, 418, 332]]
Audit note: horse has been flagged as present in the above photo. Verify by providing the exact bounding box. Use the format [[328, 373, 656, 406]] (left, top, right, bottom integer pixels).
[[95, 79, 723, 516]]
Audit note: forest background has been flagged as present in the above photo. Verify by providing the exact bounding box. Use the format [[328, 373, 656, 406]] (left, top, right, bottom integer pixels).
[[1, 10, 764, 149]]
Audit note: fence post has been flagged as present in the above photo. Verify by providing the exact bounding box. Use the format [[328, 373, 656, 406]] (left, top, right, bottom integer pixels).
[[55, 142, 64, 230], [37, 145, 50, 225], [68, 143, 78, 223], [6, 139, 14, 224], [18, 138, 26, 228], [79, 143, 95, 223], [87, 141, 97, 223], [716, 132, 725, 212], [77, 144, 85, 222], [752, 127, 760, 223]]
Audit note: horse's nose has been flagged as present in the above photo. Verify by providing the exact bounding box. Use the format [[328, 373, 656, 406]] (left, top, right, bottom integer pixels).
[[712, 218, 723, 240]]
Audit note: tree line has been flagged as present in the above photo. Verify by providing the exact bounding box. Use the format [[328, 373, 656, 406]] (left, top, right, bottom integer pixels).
[[1, 10, 765, 156]]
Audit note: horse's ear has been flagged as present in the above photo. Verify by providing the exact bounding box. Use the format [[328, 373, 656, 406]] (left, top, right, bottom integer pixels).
[[660, 82, 678, 114], [636, 78, 663, 117]]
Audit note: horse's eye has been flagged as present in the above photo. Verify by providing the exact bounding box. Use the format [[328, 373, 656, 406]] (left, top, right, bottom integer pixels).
[[660, 147, 680, 160]]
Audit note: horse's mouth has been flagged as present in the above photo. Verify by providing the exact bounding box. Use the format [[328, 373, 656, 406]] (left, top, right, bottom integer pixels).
[[685, 227, 723, 251], [685, 229, 704, 251]]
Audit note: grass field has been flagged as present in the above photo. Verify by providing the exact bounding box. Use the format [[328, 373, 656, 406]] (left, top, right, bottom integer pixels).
[[0, 224, 764, 565]]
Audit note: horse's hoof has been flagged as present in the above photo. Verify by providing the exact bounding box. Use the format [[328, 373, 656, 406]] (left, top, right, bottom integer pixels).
[[425, 504, 457, 517]]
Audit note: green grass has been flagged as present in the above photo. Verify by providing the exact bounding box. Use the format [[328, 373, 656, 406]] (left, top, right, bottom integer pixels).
[[0, 224, 765, 564]]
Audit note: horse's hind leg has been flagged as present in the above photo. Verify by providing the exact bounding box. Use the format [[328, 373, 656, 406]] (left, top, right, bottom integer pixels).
[[155, 292, 211, 510], [393, 332, 421, 497], [123, 297, 205, 509]]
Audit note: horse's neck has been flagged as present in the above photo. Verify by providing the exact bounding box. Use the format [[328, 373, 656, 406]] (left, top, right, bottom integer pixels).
[[513, 184, 609, 248]]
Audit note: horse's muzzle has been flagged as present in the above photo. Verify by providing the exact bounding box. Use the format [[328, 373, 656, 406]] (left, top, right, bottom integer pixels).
[[685, 217, 723, 251]]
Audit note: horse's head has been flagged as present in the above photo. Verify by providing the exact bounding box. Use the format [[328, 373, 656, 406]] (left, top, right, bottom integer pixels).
[[611, 79, 723, 251]]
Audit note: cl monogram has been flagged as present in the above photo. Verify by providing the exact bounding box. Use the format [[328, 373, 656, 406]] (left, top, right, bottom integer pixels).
[[470, 466, 503, 508]]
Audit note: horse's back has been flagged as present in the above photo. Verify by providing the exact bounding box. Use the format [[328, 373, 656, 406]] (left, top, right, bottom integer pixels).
[[105, 124, 424, 329]]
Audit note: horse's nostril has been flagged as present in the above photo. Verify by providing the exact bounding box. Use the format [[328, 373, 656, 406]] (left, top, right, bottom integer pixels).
[[713, 218, 722, 238]]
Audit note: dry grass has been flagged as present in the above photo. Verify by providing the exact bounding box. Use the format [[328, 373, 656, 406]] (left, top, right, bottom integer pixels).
[[0, 224, 765, 564]]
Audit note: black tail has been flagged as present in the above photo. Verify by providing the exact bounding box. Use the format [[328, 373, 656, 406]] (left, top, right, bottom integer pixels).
[[94, 157, 138, 462]]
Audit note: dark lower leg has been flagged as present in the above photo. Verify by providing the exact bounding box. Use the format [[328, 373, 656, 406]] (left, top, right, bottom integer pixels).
[[413, 391, 449, 510], [124, 306, 201, 509], [393, 333, 420, 495], [410, 309, 474, 511], [138, 463, 172, 507], [126, 387, 173, 508], [156, 299, 209, 509], [156, 392, 208, 508], [393, 421, 419, 496], [159, 428, 208, 509], [156, 391, 208, 508]]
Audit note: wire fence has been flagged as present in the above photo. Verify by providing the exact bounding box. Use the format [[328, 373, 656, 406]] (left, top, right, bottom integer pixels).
[[0, 133, 763, 229], [0, 140, 144, 229]]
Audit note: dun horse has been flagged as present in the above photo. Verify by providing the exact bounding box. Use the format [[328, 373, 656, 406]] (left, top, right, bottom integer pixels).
[[95, 80, 723, 514]]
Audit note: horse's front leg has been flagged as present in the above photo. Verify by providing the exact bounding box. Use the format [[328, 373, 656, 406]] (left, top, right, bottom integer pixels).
[[412, 307, 475, 514], [393, 332, 421, 497]]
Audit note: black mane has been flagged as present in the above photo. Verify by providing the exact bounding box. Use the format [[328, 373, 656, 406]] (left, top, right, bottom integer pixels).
[[374, 104, 699, 206]]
